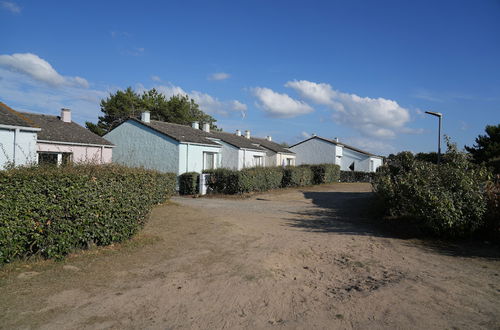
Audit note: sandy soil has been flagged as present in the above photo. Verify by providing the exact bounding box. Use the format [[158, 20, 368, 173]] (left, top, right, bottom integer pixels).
[[1, 183, 499, 329]]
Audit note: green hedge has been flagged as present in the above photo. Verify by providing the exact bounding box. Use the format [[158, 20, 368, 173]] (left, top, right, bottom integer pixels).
[[372, 143, 491, 238], [340, 170, 376, 182], [310, 164, 341, 184], [179, 172, 199, 195], [204, 167, 284, 194], [282, 165, 314, 187], [0, 165, 176, 265]]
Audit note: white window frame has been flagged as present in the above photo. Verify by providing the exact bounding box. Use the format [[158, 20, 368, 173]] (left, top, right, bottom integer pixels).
[[203, 152, 218, 170]]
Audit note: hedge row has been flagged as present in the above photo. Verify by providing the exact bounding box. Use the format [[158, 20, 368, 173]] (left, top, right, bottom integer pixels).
[[340, 170, 376, 183], [203, 164, 341, 194], [0, 165, 176, 265], [179, 172, 199, 195]]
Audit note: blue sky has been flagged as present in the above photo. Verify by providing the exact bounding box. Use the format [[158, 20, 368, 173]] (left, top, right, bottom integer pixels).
[[1, 0, 499, 155]]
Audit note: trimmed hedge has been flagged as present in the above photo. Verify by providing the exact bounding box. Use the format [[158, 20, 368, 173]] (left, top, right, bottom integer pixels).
[[340, 170, 376, 183], [282, 165, 314, 187], [0, 164, 176, 265], [204, 167, 284, 194], [310, 164, 341, 184], [179, 172, 199, 195]]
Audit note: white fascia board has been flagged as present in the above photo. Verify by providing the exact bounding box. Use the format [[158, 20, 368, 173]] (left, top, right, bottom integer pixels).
[[37, 140, 115, 148], [181, 141, 222, 148], [0, 124, 41, 131]]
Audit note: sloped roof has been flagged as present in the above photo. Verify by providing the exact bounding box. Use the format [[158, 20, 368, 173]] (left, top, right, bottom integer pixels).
[[0, 102, 38, 128], [250, 137, 295, 154], [290, 136, 382, 158], [21, 112, 114, 146], [130, 118, 221, 146], [207, 131, 265, 150]]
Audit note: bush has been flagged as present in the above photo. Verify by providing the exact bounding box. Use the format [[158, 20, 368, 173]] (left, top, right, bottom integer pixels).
[[204, 167, 284, 194], [484, 175, 500, 240], [310, 164, 341, 184], [179, 172, 199, 195], [0, 164, 176, 265], [340, 171, 376, 182], [373, 141, 491, 238], [282, 165, 314, 187]]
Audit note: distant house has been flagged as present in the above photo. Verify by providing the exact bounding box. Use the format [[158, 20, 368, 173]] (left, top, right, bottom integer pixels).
[[0, 102, 40, 168], [0, 103, 112, 168], [250, 136, 296, 166], [289, 135, 383, 172], [206, 129, 268, 170], [104, 112, 222, 174]]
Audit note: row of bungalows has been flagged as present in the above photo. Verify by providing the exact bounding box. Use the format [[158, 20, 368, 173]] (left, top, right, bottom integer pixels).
[[0, 102, 113, 168], [1, 103, 382, 174], [103, 111, 296, 175]]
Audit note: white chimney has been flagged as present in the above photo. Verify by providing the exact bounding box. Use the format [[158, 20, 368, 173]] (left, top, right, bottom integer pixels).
[[235, 129, 241, 136], [141, 111, 150, 123], [192, 121, 199, 129], [266, 136, 272, 141], [202, 123, 210, 133], [61, 108, 71, 123], [245, 130, 250, 139], [335, 137, 339, 143], [312, 133, 316, 137]]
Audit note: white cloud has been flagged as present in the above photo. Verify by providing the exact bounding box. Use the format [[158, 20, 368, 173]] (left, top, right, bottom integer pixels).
[[286, 80, 411, 138], [151, 75, 161, 82], [301, 131, 311, 138], [343, 137, 395, 156], [1, 1, 21, 13], [0, 53, 89, 88], [252, 87, 313, 118], [143, 82, 247, 117], [208, 72, 231, 81]]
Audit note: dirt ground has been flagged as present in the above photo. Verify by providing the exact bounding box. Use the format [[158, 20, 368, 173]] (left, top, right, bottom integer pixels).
[[1, 183, 499, 329]]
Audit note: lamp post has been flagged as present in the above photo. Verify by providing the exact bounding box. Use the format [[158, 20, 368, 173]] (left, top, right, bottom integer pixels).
[[425, 111, 443, 164]]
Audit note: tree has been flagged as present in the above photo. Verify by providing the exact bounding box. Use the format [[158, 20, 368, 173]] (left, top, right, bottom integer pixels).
[[465, 124, 500, 173], [86, 87, 219, 135]]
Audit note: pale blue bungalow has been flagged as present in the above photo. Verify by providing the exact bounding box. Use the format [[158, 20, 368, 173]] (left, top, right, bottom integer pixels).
[[104, 112, 221, 174]]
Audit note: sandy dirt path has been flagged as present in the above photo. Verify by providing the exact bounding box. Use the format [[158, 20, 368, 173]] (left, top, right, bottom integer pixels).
[[1, 183, 499, 329]]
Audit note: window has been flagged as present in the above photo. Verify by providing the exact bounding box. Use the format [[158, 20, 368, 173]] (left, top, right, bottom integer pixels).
[[203, 152, 217, 170], [253, 156, 264, 167], [286, 158, 294, 166], [38, 152, 72, 166]]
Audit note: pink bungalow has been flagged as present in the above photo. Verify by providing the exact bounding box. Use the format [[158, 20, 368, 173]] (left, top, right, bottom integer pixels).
[[21, 108, 114, 165]]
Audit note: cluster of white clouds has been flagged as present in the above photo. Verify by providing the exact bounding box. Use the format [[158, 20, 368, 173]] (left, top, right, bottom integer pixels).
[[0, 53, 89, 88], [253, 79, 414, 139], [0, 52, 248, 122], [208, 72, 230, 81], [1, 1, 20, 13]]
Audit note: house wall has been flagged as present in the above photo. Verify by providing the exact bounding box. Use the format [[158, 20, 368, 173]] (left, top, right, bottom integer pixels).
[[104, 120, 179, 173], [37, 143, 112, 164], [276, 153, 296, 166], [290, 138, 336, 165], [215, 140, 240, 170], [340, 148, 383, 172], [178, 143, 221, 174], [0, 127, 37, 168], [238, 149, 267, 169]]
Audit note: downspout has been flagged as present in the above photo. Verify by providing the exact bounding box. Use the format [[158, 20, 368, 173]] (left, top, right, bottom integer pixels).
[[100, 146, 104, 163], [186, 143, 189, 173], [13, 128, 19, 165], [243, 149, 246, 169]]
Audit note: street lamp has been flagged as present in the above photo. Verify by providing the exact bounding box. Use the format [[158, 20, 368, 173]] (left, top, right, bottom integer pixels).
[[425, 111, 443, 164]]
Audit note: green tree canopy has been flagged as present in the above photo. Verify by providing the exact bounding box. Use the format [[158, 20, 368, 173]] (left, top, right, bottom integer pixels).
[[86, 87, 219, 136], [465, 124, 500, 173]]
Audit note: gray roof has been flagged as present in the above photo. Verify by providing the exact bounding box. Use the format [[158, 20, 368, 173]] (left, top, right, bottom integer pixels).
[[130, 118, 221, 146], [290, 136, 381, 158], [250, 137, 295, 154], [0, 102, 38, 128], [208, 131, 265, 150], [21, 112, 114, 146]]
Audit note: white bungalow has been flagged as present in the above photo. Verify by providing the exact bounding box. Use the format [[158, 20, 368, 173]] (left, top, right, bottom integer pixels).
[[289, 135, 383, 172]]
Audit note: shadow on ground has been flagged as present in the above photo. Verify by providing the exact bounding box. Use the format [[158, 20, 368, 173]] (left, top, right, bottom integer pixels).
[[285, 190, 500, 260]]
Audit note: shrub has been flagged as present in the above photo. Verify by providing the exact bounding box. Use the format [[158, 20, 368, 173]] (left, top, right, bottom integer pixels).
[[340, 171, 376, 182], [373, 141, 491, 238], [484, 175, 500, 240], [179, 172, 199, 195], [204, 167, 284, 194], [310, 164, 341, 184], [0, 164, 176, 265], [282, 165, 314, 187]]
